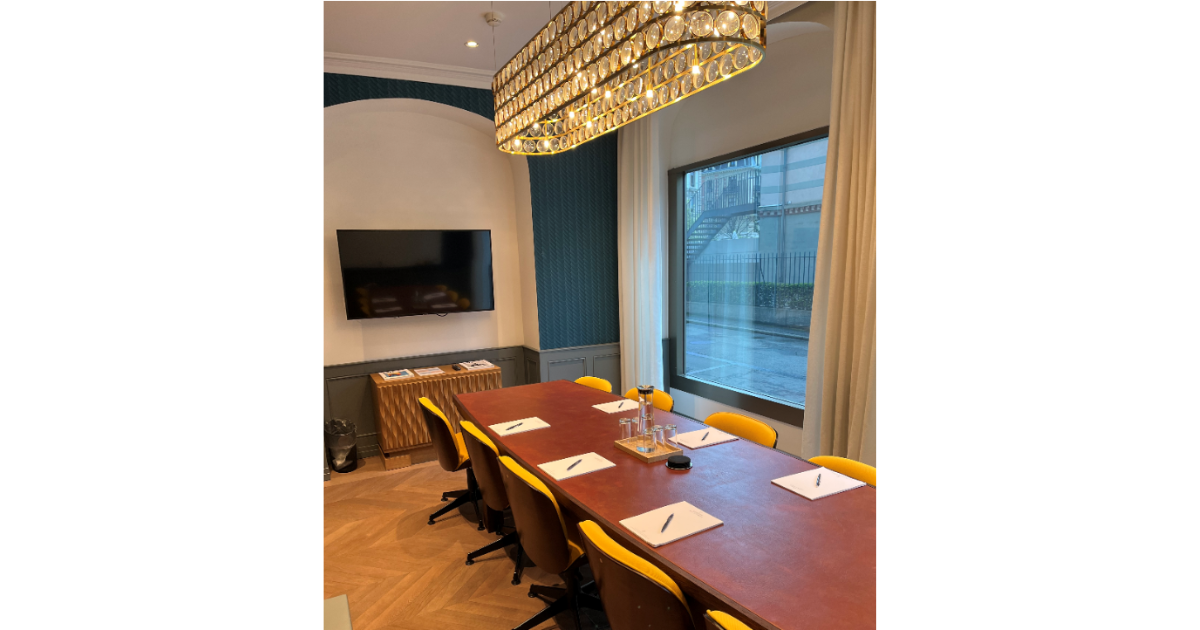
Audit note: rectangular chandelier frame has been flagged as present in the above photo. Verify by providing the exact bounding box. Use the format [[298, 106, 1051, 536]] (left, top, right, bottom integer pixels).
[[492, 1, 767, 156]]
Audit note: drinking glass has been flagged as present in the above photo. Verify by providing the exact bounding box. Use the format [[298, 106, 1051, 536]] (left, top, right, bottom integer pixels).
[[664, 424, 677, 444], [619, 418, 633, 441], [652, 425, 664, 451]]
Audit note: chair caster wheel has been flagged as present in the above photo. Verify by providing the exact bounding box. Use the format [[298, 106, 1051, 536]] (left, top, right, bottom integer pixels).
[[528, 592, 537, 598], [465, 559, 474, 566], [427, 520, 435, 526], [442, 497, 449, 502], [512, 579, 521, 586], [478, 524, 486, 531]]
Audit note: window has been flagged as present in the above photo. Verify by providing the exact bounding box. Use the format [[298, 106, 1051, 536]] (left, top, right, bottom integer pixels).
[[668, 128, 829, 426]]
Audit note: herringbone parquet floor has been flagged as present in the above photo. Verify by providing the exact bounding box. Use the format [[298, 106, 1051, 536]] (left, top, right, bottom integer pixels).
[[325, 460, 609, 630]]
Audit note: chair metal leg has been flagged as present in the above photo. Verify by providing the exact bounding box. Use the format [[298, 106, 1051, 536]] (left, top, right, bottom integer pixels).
[[428, 489, 476, 524], [527, 584, 567, 600], [512, 594, 571, 630], [466, 469, 485, 530], [466, 531, 519, 565], [511, 542, 525, 585], [442, 489, 466, 501]]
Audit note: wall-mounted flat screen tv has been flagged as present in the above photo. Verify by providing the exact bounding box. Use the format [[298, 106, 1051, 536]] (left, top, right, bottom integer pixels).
[[336, 229, 495, 320]]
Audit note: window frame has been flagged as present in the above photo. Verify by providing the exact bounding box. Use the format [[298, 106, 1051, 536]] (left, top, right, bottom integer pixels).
[[666, 126, 830, 429]]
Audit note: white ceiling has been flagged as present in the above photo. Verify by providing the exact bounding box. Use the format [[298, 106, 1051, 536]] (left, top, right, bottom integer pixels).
[[324, 2, 809, 89], [325, 2, 571, 73]]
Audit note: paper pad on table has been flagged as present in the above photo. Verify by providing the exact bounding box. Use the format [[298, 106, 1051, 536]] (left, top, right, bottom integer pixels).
[[619, 501, 723, 548], [772, 467, 866, 500], [671, 428, 738, 449], [593, 399, 637, 414], [537, 452, 616, 481], [489, 417, 551, 435]]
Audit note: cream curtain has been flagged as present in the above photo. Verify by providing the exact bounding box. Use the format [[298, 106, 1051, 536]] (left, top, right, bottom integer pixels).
[[802, 1, 876, 465], [616, 115, 668, 393]]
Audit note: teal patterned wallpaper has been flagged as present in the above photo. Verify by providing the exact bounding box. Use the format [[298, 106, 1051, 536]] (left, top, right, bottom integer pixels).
[[325, 73, 620, 350], [527, 136, 620, 349]]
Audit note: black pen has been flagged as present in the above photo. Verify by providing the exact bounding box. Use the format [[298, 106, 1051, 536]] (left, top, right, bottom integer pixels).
[[507, 422, 524, 431], [816, 473, 821, 487], [661, 513, 674, 533], [566, 458, 582, 471], [616, 401, 625, 410], [701, 431, 710, 441]]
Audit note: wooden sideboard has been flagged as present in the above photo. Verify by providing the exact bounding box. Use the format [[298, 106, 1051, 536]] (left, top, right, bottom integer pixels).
[[369, 364, 503, 455]]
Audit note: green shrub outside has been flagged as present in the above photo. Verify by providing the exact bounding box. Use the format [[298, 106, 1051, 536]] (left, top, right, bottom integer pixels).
[[686, 281, 814, 310]]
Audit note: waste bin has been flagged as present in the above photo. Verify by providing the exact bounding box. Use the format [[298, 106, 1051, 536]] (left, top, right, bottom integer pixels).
[[325, 418, 358, 474]]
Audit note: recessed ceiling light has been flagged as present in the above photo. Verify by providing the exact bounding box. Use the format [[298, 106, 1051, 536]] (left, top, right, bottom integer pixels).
[[465, 41, 479, 48]]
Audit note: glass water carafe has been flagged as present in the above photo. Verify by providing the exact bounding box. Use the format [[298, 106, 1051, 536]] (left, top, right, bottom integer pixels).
[[636, 385, 656, 453]]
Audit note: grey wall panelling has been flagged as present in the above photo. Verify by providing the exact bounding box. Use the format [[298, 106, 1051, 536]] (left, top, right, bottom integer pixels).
[[324, 346, 528, 462], [535, 343, 622, 390], [323, 344, 622, 469]]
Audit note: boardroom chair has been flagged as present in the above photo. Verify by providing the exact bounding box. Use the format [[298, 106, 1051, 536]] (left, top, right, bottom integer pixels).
[[622, 387, 675, 412], [418, 397, 483, 530], [459, 420, 525, 585], [703, 412, 777, 448], [578, 520, 693, 630], [808, 455, 877, 486], [498, 456, 603, 630], [574, 376, 613, 393], [703, 610, 752, 630]]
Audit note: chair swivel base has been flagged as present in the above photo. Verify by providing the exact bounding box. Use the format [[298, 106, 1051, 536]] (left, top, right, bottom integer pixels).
[[513, 567, 602, 630], [428, 487, 482, 527], [465, 534, 525, 585]]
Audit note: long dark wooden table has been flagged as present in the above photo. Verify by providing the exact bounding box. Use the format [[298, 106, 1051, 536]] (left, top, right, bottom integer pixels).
[[454, 380, 875, 630]]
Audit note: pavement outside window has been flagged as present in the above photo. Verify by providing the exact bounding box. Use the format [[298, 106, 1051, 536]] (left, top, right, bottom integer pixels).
[[684, 320, 808, 407]]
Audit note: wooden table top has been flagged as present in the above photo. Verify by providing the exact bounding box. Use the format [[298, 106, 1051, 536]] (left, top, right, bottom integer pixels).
[[454, 380, 875, 630]]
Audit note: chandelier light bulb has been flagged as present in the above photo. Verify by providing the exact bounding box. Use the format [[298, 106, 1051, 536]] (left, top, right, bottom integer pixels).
[[605, 91, 611, 97], [692, 66, 700, 74]]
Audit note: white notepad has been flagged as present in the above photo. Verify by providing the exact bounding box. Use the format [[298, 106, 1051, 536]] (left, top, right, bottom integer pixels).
[[671, 428, 738, 449], [537, 452, 616, 481], [593, 399, 638, 414], [489, 417, 551, 435], [414, 367, 444, 376], [772, 467, 866, 500], [619, 501, 723, 548]]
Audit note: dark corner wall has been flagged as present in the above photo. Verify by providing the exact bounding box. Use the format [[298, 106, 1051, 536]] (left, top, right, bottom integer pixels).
[[324, 73, 619, 351]]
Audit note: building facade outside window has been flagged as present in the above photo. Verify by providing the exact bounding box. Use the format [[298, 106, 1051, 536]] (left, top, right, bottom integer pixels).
[[669, 129, 829, 424]]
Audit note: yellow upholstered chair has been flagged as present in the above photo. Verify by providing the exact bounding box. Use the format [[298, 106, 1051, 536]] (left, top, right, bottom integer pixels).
[[578, 520, 693, 630], [623, 387, 675, 412], [703, 412, 777, 448], [418, 397, 482, 529], [459, 420, 525, 584], [498, 456, 602, 630], [575, 376, 613, 393], [808, 455, 876, 486], [703, 610, 752, 630]]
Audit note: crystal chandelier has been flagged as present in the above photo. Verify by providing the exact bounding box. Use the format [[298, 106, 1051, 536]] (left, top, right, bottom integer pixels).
[[492, 1, 767, 155]]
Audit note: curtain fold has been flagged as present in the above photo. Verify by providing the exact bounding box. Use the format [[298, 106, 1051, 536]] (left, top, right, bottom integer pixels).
[[616, 116, 667, 392], [802, 1, 876, 465]]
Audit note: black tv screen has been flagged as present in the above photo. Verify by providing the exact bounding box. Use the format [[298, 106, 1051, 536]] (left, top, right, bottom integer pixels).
[[336, 230, 495, 320]]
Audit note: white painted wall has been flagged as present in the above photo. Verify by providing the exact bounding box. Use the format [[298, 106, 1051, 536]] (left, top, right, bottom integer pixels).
[[324, 98, 538, 366], [661, 18, 835, 457]]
